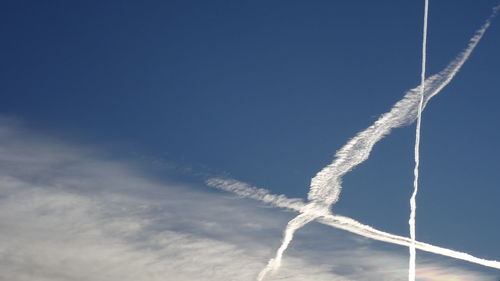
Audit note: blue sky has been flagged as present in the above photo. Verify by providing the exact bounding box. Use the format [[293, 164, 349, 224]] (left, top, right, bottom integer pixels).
[[1, 1, 500, 280]]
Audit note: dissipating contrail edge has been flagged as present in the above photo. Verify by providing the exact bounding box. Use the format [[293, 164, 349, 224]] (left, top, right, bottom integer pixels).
[[207, 178, 500, 270]]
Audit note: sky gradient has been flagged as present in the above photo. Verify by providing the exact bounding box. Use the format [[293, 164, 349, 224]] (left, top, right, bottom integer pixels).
[[1, 1, 500, 280]]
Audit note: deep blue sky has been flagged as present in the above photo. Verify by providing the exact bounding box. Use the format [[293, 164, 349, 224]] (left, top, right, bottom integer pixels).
[[1, 0, 500, 275]]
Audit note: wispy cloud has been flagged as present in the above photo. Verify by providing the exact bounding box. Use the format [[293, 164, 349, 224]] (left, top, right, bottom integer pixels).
[[0, 118, 495, 281]]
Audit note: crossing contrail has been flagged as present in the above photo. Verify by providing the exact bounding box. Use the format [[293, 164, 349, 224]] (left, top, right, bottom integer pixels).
[[248, 6, 499, 280], [207, 178, 500, 270], [210, 4, 499, 280], [410, 0, 430, 280]]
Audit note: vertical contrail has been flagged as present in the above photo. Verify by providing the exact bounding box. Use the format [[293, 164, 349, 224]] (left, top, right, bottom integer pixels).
[[240, 4, 499, 280], [409, 0, 429, 280]]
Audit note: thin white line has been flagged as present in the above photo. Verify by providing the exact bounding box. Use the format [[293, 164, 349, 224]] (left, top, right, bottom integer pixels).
[[409, 0, 429, 280]]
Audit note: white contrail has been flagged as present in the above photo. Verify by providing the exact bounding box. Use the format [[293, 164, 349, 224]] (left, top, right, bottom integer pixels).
[[248, 6, 499, 280], [256, 213, 316, 281], [410, 0, 429, 280], [308, 3, 497, 206], [207, 178, 500, 270]]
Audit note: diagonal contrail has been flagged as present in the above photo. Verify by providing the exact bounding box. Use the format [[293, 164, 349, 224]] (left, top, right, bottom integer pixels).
[[243, 5, 500, 280], [410, 0, 430, 280], [207, 178, 500, 270]]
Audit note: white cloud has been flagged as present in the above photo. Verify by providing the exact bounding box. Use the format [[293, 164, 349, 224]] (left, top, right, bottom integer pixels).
[[0, 118, 495, 281]]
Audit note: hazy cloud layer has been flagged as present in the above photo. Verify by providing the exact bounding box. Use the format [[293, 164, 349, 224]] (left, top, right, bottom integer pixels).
[[0, 119, 495, 281]]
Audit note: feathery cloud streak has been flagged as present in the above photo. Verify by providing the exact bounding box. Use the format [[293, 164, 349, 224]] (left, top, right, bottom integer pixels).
[[207, 178, 500, 270]]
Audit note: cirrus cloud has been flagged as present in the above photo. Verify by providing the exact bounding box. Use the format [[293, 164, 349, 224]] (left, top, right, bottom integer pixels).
[[0, 118, 495, 281]]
